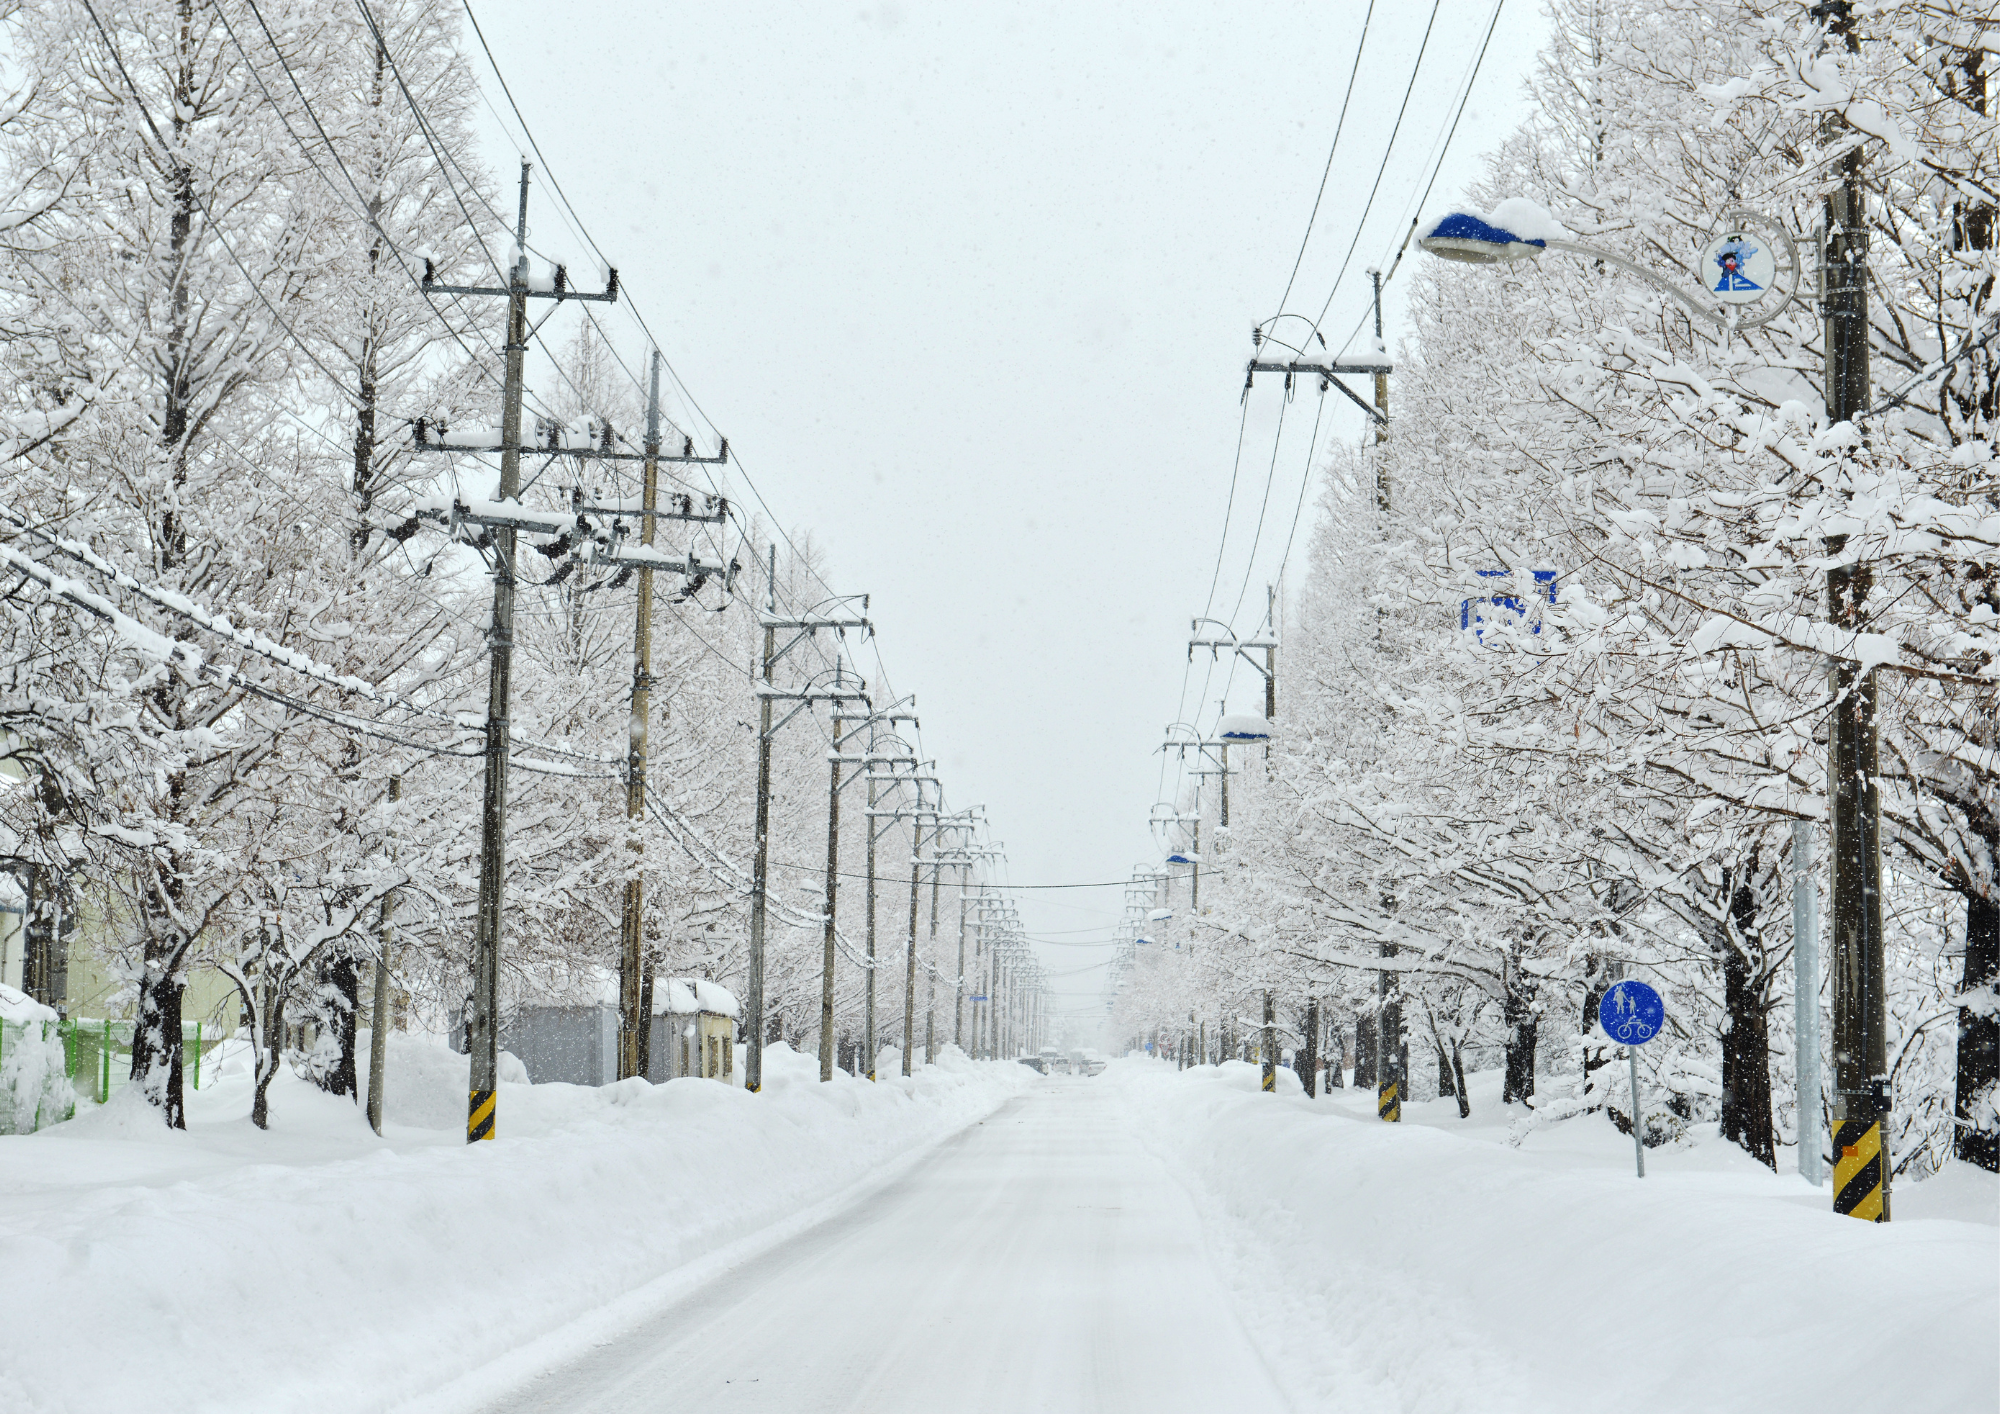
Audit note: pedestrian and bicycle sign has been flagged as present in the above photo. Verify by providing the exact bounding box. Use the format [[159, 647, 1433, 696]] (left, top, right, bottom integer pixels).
[[1598, 979, 1666, 1179], [1598, 980, 1663, 1045]]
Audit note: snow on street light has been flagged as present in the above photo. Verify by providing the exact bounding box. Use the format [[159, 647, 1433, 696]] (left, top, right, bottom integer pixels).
[[1215, 713, 1276, 743], [1416, 198, 1570, 264]]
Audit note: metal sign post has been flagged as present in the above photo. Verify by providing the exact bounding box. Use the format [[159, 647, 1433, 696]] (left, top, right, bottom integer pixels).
[[1599, 979, 1666, 1178]]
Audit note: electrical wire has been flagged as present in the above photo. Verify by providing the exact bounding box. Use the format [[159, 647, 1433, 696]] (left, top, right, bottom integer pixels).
[[1308, 0, 1444, 337], [1275, 0, 1377, 315]]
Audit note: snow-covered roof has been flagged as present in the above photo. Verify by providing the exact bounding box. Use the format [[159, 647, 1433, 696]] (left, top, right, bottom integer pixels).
[[651, 977, 741, 1019]]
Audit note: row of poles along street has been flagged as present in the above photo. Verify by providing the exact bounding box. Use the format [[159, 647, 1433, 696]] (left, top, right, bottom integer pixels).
[[422, 163, 1050, 1141]]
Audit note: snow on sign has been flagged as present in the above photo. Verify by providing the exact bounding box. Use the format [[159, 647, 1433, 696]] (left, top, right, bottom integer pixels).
[[1699, 229, 1777, 306], [1598, 980, 1664, 1045], [1460, 569, 1557, 642]]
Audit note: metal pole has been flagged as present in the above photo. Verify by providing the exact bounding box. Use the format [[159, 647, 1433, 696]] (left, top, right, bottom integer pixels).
[[466, 162, 532, 1145], [818, 695, 845, 1083], [366, 775, 399, 1136], [617, 353, 664, 1081], [745, 545, 777, 1094], [1628, 1048, 1646, 1178], [1821, 18, 1888, 1219], [1793, 819, 1824, 1185]]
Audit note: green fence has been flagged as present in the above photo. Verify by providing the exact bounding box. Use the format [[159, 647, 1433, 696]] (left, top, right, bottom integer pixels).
[[57, 1019, 227, 1104], [0, 1018, 234, 1132]]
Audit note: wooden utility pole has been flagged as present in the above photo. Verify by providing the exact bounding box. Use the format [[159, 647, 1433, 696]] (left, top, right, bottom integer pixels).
[[1370, 266, 1402, 1123], [464, 166, 531, 1144], [1301, 996, 1319, 1098], [1261, 990, 1277, 1093], [818, 684, 849, 1084], [746, 552, 777, 1093], [955, 888, 972, 1049], [904, 826, 922, 1076], [924, 840, 946, 1065], [413, 162, 666, 1137], [741, 560, 871, 1093], [617, 354, 666, 1081], [864, 742, 879, 1079], [1821, 0, 1888, 1222], [1265, 584, 1278, 723]]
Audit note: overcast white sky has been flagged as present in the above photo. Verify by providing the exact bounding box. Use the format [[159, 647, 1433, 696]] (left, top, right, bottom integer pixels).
[[461, 0, 1551, 1013]]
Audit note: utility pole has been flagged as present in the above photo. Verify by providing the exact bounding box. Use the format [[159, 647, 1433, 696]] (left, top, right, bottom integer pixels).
[[464, 166, 531, 1144], [743, 569, 872, 1093], [1261, 990, 1277, 1093], [1265, 585, 1278, 723], [1302, 995, 1319, 1099], [956, 887, 972, 1048], [1821, 0, 1888, 1222], [1370, 266, 1401, 1124], [747, 551, 777, 1092], [366, 775, 399, 1136], [415, 163, 612, 1142], [819, 677, 850, 1084], [612, 353, 730, 1081], [905, 819, 924, 1076], [413, 166, 733, 1129]]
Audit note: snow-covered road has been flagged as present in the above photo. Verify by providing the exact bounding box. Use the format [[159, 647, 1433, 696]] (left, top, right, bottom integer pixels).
[[483, 1078, 1290, 1414]]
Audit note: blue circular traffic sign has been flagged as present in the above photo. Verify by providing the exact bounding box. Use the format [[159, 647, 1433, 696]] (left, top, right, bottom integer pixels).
[[1598, 980, 1664, 1046]]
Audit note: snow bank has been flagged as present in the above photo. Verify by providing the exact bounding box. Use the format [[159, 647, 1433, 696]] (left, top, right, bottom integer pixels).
[[0, 1038, 1025, 1413], [0, 984, 72, 1136], [1110, 1060, 1996, 1414]]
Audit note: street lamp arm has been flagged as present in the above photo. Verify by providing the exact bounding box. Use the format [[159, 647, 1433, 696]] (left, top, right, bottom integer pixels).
[[1541, 239, 1735, 328]]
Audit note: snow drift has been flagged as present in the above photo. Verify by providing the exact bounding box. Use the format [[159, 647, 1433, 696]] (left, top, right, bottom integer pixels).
[[0, 1037, 1026, 1413]]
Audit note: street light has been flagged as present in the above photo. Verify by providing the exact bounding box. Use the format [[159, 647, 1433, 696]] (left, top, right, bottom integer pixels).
[[1420, 194, 1878, 1216], [1417, 199, 1800, 330]]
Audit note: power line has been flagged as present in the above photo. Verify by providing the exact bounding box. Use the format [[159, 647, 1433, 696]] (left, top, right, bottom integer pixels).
[[1309, 0, 1445, 336], [1275, 0, 1378, 315]]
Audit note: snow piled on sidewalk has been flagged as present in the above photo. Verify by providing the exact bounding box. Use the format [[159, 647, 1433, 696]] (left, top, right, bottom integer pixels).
[[0, 1038, 1027, 1414], [1110, 1059, 1998, 1414]]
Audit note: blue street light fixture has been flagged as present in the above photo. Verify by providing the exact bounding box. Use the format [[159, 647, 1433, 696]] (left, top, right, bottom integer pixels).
[[1215, 714, 1276, 743]]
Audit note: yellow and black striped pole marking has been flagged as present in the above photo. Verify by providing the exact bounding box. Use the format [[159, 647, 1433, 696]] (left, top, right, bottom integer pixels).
[[1262, 1066, 1276, 1093], [467, 1088, 496, 1144], [1832, 1118, 1885, 1222], [1378, 1078, 1400, 1122]]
